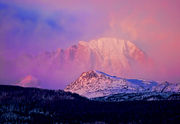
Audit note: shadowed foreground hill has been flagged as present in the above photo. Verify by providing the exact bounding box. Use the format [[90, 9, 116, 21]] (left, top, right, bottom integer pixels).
[[0, 85, 180, 123]]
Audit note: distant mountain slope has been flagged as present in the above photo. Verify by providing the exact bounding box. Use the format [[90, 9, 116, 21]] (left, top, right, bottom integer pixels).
[[92, 92, 180, 102], [16, 37, 151, 88], [65, 70, 180, 98]]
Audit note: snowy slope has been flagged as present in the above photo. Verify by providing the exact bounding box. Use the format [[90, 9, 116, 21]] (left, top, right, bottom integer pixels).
[[92, 92, 180, 101], [64, 70, 180, 98]]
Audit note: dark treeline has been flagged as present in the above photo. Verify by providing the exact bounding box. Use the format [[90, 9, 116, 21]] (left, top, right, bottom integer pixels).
[[0, 85, 180, 123]]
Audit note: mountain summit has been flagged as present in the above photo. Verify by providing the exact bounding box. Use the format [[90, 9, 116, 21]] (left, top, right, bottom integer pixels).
[[17, 37, 152, 88], [64, 70, 180, 98], [16, 75, 41, 88], [76, 37, 148, 75]]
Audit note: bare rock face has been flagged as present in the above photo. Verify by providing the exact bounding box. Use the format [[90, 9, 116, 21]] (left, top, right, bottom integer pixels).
[[65, 70, 180, 98]]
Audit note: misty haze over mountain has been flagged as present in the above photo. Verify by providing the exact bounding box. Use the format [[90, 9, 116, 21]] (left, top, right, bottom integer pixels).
[[1, 37, 156, 89]]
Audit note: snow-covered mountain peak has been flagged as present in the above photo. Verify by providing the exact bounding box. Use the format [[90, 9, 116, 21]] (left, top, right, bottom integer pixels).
[[65, 70, 180, 98], [78, 37, 148, 70], [16, 75, 40, 88], [78, 37, 141, 54]]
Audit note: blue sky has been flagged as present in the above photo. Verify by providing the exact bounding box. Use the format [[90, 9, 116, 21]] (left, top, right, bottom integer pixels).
[[0, 2, 107, 55]]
